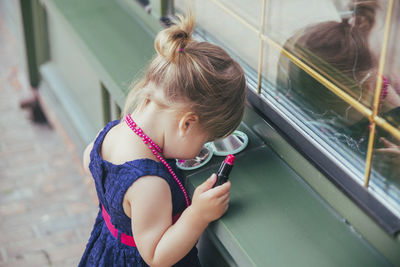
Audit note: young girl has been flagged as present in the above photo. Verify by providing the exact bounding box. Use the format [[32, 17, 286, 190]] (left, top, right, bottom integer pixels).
[[78, 12, 246, 267]]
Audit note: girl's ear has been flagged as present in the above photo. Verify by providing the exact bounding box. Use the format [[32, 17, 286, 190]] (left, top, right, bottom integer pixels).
[[178, 112, 199, 137]]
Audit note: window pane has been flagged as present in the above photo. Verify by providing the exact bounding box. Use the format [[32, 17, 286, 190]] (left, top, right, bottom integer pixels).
[[371, 128, 400, 217], [265, 0, 399, 215], [264, 0, 339, 45], [215, 0, 262, 29], [174, 0, 260, 70], [175, 0, 261, 28], [264, 0, 388, 110], [381, 0, 400, 129], [370, 0, 400, 217], [174, 0, 400, 216]]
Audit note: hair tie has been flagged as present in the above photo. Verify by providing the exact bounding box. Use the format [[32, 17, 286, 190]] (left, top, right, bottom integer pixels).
[[178, 47, 184, 53], [340, 10, 353, 25]]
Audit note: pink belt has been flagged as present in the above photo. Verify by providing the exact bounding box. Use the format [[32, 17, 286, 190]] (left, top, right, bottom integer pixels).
[[101, 205, 181, 247]]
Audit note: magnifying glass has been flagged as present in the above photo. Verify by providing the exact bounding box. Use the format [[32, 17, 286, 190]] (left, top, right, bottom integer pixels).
[[177, 130, 248, 170]]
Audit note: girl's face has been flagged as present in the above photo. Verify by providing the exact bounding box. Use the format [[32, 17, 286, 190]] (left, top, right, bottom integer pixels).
[[367, 4, 385, 62]]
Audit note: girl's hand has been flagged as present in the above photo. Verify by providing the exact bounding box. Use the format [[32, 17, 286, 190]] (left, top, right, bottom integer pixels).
[[191, 174, 231, 224], [376, 137, 400, 156], [372, 137, 400, 180]]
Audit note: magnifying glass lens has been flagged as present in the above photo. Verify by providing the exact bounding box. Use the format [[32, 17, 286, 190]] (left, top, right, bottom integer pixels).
[[177, 131, 248, 170], [213, 135, 245, 153], [177, 145, 212, 169]]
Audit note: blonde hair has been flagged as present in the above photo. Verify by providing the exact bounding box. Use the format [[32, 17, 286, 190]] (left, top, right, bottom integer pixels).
[[122, 12, 246, 140]]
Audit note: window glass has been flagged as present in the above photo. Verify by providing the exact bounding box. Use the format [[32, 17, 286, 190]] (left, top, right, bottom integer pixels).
[[175, 0, 260, 70], [269, 0, 386, 108], [381, 0, 400, 129], [262, 0, 339, 85], [174, 0, 400, 217], [371, 128, 400, 216], [370, 0, 400, 215], [216, 0, 262, 29], [268, 0, 400, 217]]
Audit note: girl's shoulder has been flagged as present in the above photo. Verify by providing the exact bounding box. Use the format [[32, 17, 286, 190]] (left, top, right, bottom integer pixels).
[[99, 119, 160, 167], [92, 120, 121, 154], [90, 119, 177, 182], [89, 120, 178, 204]]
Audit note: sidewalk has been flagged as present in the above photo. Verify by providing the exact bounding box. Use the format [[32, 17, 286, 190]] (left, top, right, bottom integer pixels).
[[0, 10, 97, 267]]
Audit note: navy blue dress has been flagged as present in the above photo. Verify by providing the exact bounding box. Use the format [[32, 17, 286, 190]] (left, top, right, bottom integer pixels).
[[79, 120, 201, 266]]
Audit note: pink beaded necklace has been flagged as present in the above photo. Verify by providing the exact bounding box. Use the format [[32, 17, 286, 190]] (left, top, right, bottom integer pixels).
[[124, 114, 190, 207]]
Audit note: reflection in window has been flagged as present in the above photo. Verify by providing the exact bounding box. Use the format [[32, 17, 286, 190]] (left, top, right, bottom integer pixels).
[[277, 0, 379, 150], [275, 0, 400, 215], [371, 0, 400, 210]]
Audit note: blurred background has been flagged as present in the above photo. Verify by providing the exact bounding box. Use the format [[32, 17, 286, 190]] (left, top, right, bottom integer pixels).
[[0, 2, 97, 266]]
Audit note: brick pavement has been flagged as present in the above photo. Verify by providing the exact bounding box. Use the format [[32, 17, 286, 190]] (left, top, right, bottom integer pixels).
[[0, 10, 97, 267]]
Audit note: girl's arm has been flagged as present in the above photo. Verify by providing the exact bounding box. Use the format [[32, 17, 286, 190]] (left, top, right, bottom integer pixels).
[[124, 174, 230, 267], [386, 84, 400, 108]]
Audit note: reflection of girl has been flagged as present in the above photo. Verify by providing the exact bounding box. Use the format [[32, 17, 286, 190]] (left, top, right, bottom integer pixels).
[[79, 12, 246, 267], [277, 1, 400, 176], [278, 0, 397, 123]]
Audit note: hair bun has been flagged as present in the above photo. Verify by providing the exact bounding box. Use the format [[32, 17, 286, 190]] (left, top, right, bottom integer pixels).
[[341, 17, 350, 25], [154, 12, 195, 63], [349, 0, 379, 33]]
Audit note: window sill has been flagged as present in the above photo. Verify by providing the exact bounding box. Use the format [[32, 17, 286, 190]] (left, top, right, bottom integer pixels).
[[184, 106, 391, 266]]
